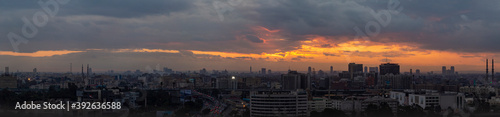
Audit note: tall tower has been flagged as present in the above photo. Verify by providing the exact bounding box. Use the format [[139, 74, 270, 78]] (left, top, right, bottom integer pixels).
[[308, 66, 312, 74], [250, 66, 252, 73], [442, 66, 446, 75], [4, 67, 9, 75], [493, 59, 495, 81], [87, 64, 89, 77], [330, 66, 333, 74], [70, 63, 72, 74], [81, 64, 84, 78], [450, 66, 455, 74], [487, 59, 489, 82], [261, 68, 266, 75]]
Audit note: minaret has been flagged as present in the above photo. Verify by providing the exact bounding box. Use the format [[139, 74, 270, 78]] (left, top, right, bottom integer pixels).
[[487, 59, 489, 82], [493, 59, 495, 81]]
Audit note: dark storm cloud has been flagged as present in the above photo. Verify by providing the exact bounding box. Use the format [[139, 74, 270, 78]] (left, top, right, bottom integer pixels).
[[0, 0, 192, 18], [0, 0, 499, 54], [245, 35, 264, 43], [238, 0, 500, 53]]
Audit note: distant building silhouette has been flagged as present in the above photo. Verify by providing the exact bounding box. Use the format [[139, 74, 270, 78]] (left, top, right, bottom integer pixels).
[[281, 71, 310, 90], [349, 63, 363, 80], [369, 67, 378, 73], [442, 66, 447, 75], [330, 66, 333, 74], [308, 66, 312, 74], [348, 63, 363, 73], [379, 63, 400, 75], [261, 68, 266, 75]]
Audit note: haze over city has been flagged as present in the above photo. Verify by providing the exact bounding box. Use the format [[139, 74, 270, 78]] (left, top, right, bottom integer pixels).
[[1, 0, 499, 73]]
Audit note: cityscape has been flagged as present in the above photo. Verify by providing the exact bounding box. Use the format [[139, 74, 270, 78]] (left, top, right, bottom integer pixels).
[[1, 0, 500, 117], [1, 61, 499, 117]]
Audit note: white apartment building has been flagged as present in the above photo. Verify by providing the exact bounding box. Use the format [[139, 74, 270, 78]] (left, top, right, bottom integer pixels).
[[250, 91, 308, 117], [391, 91, 465, 110]]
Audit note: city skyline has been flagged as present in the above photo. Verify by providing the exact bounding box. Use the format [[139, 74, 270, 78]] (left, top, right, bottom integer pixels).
[[1, 0, 499, 72]]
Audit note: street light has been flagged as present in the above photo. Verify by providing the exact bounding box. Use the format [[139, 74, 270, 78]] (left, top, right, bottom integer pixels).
[[232, 76, 235, 79]]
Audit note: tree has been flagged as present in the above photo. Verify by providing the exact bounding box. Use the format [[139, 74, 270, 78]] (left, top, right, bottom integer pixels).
[[398, 105, 425, 117], [378, 103, 394, 117], [242, 108, 250, 117], [229, 110, 238, 116], [322, 108, 347, 117], [365, 103, 393, 117], [202, 108, 210, 115], [310, 111, 321, 117]]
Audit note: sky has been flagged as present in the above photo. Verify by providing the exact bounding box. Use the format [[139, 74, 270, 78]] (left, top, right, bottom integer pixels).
[[0, 0, 499, 73]]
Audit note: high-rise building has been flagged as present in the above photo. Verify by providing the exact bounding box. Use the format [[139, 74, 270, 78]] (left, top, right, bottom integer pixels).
[[442, 66, 447, 75], [0, 75, 16, 89], [87, 64, 90, 77], [379, 74, 411, 89], [380, 63, 400, 75], [268, 69, 272, 74], [364, 66, 368, 73], [216, 78, 229, 89], [319, 77, 330, 89], [369, 67, 378, 73], [450, 66, 455, 75], [0, 67, 16, 88], [250, 91, 308, 116], [89, 68, 92, 76], [312, 68, 316, 75], [261, 68, 266, 75], [348, 63, 363, 79], [348, 63, 363, 73], [416, 69, 420, 74], [330, 66, 333, 74], [281, 71, 309, 90], [250, 66, 252, 73], [4, 67, 8, 75], [200, 68, 207, 74], [81, 64, 84, 78], [308, 66, 312, 74], [230, 76, 238, 90]]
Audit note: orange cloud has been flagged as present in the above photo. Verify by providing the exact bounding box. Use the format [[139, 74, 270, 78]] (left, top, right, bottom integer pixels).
[[104, 36, 490, 70], [0, 50, 84, 57], [111, 48, 179, 53], [253, 26, 280, 33]]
